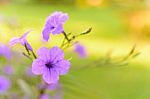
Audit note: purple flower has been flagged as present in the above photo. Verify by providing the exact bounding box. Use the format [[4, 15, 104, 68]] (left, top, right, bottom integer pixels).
[[0, 76, 11, 93], [0, 44, 11, 60], [74, 43, 87, 57], [3, 65, 14, 75], [9, 30, 33, 51], [32, 46, 70, 84], [40, 94, 50, 99], [42, 11, 69, 41]]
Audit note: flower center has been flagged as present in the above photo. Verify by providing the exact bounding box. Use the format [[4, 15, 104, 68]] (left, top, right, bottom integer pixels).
[[51, 26, 55, 29], [45, 62, 53, 69]]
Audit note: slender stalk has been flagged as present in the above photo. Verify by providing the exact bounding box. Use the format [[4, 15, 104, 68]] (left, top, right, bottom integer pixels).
[[31, 50, 37, 59], [62, 31, 70, 42], [22, 52, 32, 60], [24, 43, 37, 59], [122, 44, 136, 61], [24, 44, 30, 55], [60, 37, 66, 48], [61, 28, 92, 49]]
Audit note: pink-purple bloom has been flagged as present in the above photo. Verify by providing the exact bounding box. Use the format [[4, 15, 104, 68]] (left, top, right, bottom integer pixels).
[[74, 43, 87, 57], [0, 76, 11, 93], [42, 11, 69, 41], [40, 94, 50, 99], [32, 46, 70, 84], [9, 31, 33, 51], [0, 44, 11, 60], [3, 65, 14, 75]]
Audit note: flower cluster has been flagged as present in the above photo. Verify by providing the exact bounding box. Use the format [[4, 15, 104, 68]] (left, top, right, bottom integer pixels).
[[0, 10, 139, 99], [7, 11, 90, 99]]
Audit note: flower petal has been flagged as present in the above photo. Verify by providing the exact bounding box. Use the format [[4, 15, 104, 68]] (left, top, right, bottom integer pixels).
[[59, 13, 69, 23], [47, 12, 59, 26], [32, 59, 45, 75], [9, 37, 20, 46], [55, 60, 70, 75], [42, 27, 52, 42], [42, 11, 68, 41], [42, 68, 59, 84], [25, 42, 33, 51], [37, 47, 50, 61], [51, 24, 63, 35], [49, 46, 64, 62], [20, 30, 31, 39]]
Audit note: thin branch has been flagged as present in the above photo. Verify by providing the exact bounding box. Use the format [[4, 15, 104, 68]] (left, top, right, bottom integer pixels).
[[22, 52, 32, 60], [31, 50, 37, 59]]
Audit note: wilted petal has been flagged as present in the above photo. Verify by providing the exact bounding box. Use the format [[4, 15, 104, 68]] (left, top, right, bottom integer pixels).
[[32, 59, 45, 75], [55, 60, 70, 75], [9, 37, 20, 46], [42, 68, 59, 84], [49, 46, 64, 62]]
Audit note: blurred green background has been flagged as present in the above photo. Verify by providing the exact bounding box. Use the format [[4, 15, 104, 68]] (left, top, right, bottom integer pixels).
[[1, 0, 150, 99]]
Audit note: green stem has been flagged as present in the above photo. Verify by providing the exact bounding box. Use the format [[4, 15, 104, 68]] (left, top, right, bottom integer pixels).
[[63, 31, 70, 42], [31, 50, 37, 59]]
